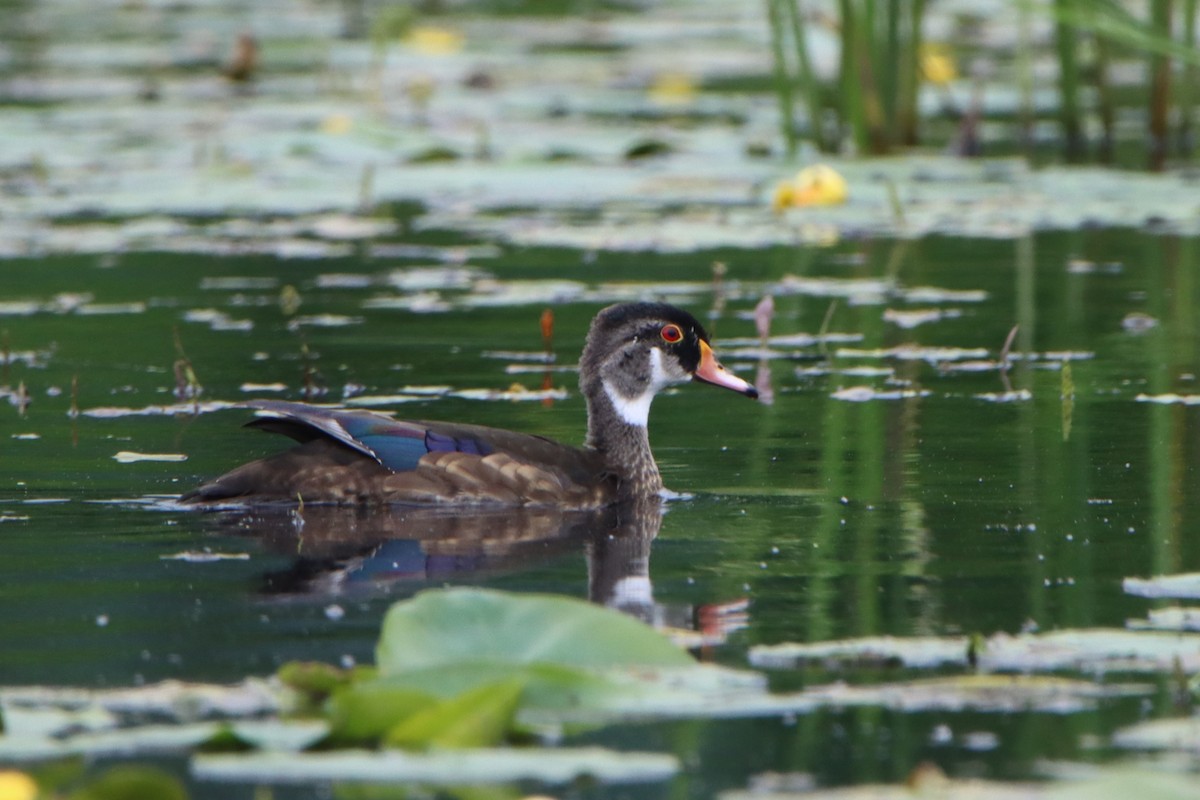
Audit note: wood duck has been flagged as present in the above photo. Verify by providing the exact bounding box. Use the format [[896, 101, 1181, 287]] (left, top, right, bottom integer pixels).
[[182, 302, 758, 508]]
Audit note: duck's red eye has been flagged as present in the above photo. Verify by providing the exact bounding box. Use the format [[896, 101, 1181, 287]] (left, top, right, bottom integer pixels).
[[660, 324, 683, 343]]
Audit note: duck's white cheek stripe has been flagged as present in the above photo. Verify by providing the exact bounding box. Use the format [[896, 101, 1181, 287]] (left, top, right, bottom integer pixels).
[[603, 347, 668, 428]]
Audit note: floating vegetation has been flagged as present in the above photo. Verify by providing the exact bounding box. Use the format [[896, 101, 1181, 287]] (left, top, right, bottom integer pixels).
[[342, 394, 429, 407], [286, 314, 364, 330], [837, 345, 990, 364], [194, 747, 679, 786], [831, 386, 930, 402], [183, 309, 254, 332], [1126, 607, 1200, 632], [112, 451, 188, 464], [1112, 718, 1200, 753], [81, 401, 240, 419], [159, 551, 251, 562], [723, 765, 1200, 800], [449, 387, 569, 402], [1124, 573, 1200, 599], [882, 307, 963, 329], [750, 628, 1200, 674], [1135, 393, 1200, 406], [0, 589, 1173, 795], [974, 390, 1034, 403]]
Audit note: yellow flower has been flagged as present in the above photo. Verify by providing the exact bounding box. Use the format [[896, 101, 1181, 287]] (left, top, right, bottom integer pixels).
[[320, 113, 353, 135], [772, 164, 848, 211], [648, 72, 696, 106], [920, 44, 957, 86], [0, 771, 37, 800], [404, 26, 464, 55]]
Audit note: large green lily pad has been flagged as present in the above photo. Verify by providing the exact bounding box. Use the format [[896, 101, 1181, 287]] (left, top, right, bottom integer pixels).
[[376, 587, 695, 674]]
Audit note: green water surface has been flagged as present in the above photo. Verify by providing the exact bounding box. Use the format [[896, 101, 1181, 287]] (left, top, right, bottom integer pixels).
[[3, 228, 1200, 795]]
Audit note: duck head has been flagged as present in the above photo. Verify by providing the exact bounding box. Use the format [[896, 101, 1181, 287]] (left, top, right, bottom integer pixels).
[[579, 302, 758, 432]]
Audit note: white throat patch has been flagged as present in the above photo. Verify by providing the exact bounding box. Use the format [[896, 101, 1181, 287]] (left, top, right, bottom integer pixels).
[[603, 347, 670, 428]]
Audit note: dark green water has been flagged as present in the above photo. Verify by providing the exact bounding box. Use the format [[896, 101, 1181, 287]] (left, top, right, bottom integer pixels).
[[3, 228, 1199, 795]]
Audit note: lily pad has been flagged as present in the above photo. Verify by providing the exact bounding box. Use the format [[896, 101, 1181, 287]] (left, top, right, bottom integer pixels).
[[1112, 717, 1200, 753], [325, 684, 437, 746], [750, 629, 1200, 674], [721, 766, 1200, 800], [193, 746, 680, 785], [1124, 573, 1200, 599], [383, 679, 523, 750], [1126, 607, 1200, 632], [376, 588, 695, 675]]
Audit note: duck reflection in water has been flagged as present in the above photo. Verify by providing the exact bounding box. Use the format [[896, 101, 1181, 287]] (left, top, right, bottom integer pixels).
[[215, 498, 746, 643]]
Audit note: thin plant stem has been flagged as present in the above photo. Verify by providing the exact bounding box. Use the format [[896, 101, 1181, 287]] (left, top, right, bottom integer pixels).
[[896, 0, 925, 146], [1016, 1, 1034, 156], [1094, 35, 1116, 164], [1147, 0, 1172, 171], [782, 0, 828, 151], [765, 0, 799, 157], [1055, 0, 1085, 161], [839, 0, 866, 152], [1180, 0, 1197, 157]]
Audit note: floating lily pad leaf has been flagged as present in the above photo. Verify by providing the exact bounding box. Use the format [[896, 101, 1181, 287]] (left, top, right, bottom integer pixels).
[[901, 287, 988, 303], [457, 280, 587, 308], [326, 684, 437, 745], [722, 776, 1040, 799], [307, 214, 396, 241], [797, 674, 1146, 714], [76, 303, 147, 316], [46, 722, 222, 757], [159, 551, 250, 563], [362, 293, 452, 313], [832, 386, 930, 402], [837, 345, 991, 363], [220, 720, 330, 753], [721, 766, 1200, 800], [385, 267, 490, 292], [193, 746, 679, 785], [376, 589, 694, 676], [112, 452, 188, 464], [974, 390, 1034, 402], [367, 659, 622, 714], [0, 679, 281, 723], [278, 661, 356, 704], [883, 307, 962, 328], [4, 719, 326, 761], [750, 629, 1200, 673], [1112, 717, 1200, 753], [1042, 769, 1200, 800], [371, 590, 719, 723], [0, 703, 116, 739], [1124, 573, 1200, 599], [343, 394, 427, 407], [1126, 607, 1200, 632], [449, 388, 569, 402], [81, 401, 241, 419], [774, 276, 890, 301], [0, 735, 68, 762], [287, 314, 364, 329], [534, 673, 1143, 722], [385, 679, 524, 750], [1135, 393, 1200, 406]]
